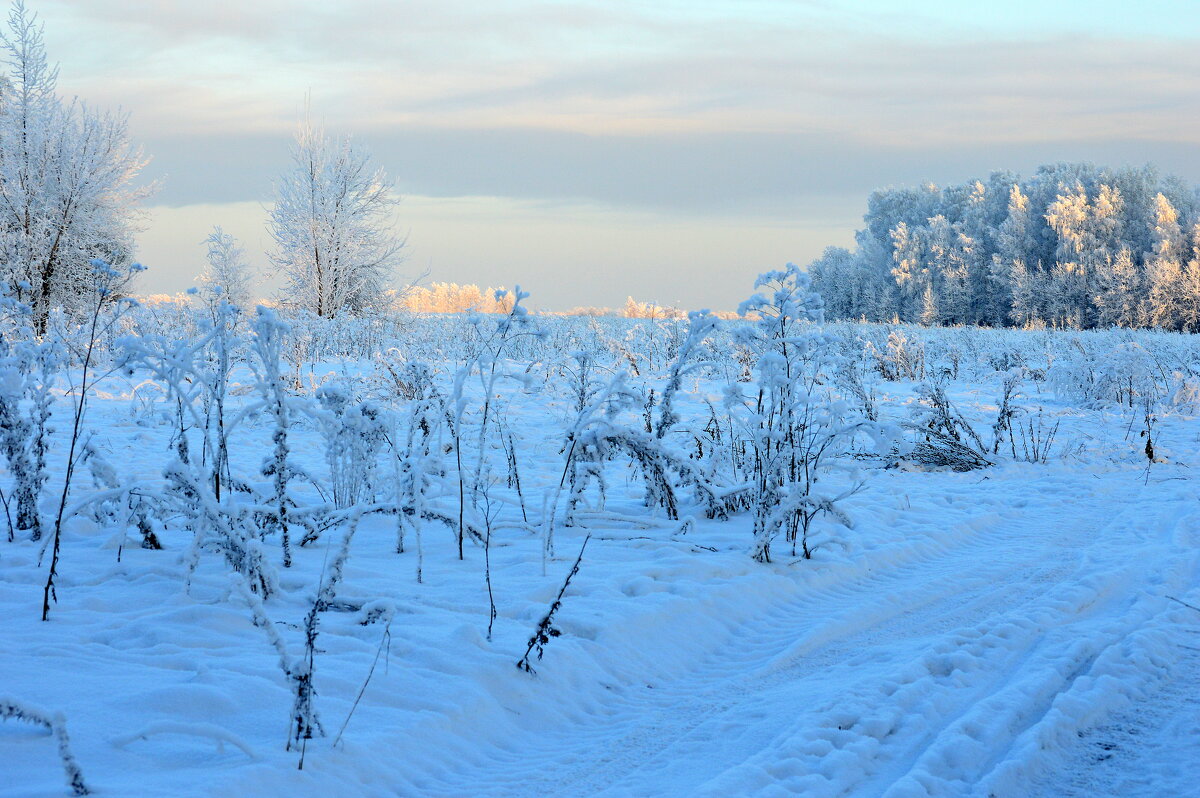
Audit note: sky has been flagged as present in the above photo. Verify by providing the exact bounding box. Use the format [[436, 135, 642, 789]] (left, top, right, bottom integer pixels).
[[30, 0, 1200, 310]]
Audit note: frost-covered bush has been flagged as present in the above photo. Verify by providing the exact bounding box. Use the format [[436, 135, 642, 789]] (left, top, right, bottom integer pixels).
[[1168, 370, 1200, 413], [1098, 342, 1163, 407], [732, 264, 885, 561], [907, 379, 994, 471], [123, 301, 278, 592], [1049, 339, 1165, 408], [868, 329, 925, 381], [315, 383, 385, 510], [0, 325, 55, 541]]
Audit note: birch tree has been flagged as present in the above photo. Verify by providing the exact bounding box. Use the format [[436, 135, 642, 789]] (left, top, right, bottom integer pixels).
[[269, 121, 403, 317]]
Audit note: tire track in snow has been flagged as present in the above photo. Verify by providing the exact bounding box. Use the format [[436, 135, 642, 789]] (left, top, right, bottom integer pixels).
[[686, 490, 1187, 798], [1027, 612, 1200, 798], [974, 507, 1200, 798], [399, 475, 1187, 797]]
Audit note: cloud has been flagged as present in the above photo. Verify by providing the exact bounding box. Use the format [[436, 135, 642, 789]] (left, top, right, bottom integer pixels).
[[140, 124, 1200, 216], [38, 1, 1200, 144]]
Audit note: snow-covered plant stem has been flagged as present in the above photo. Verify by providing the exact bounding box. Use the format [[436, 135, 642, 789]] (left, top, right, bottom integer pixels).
[[481, 480, 499, 640], [233, 508, 364, 769], [449, 287, 540, 559], [655, 310, 718, 439], [1138, 394, 1157, 484], [293, 510, 363, 769], [385, 372, 441, 581], [252, 308, 295, 567], [516, 532, 590, 675], [42, 260, 138, 621], [0, 697, 90, 795], [1017, 412, 1059, 464], [204, 299, 237, 503], [990, 368, 1024, 456], [0, 483, 12, 541], [499, 419, 528, 523]]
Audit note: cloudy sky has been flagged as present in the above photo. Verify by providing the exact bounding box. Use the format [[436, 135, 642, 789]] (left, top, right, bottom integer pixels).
[[32, 0, 1200, 310]]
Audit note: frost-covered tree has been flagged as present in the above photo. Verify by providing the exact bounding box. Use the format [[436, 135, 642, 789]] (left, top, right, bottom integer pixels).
[[269, 120, 403, 317], [924, 215, 973, 326], [1180, 223, 1200, 332], [810, 162, 1200, 330], [959, 181, 998, 325], [0, 0, 150, 331], [1142, 193, 1186, 329], [1045, 182, 1093, 327], [401, 282, 514, 314], [890, 221, 928, 320], [808, 246, 860, 321], [196, 226, 254, 311], [992, 184, 1039, 326], [1094, 249, 1141, 328]]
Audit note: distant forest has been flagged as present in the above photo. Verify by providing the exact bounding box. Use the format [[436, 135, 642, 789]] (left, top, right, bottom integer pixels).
[[808, 162, 1200, 331]]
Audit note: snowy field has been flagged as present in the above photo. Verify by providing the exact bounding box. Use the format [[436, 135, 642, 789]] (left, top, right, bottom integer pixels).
[[3, 282, 1200, 797]]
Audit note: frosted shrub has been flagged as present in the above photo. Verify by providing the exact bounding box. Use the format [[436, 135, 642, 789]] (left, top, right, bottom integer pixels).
[[989, 368, 1025, 456], [1050, 339, 1165, 408], [315, 383, 385, 510], [124, 302, 277, 593], [387, 361, 444, 578], [835, 343, 880, 422], [734, 264, 882, 561], [250, 307, 302, 568], [80, 441, 161, 551], [1169, 370, 1200, 413], [870, 329, 925, 381], [1048, 339, 1101, 406], [0, 324, 55, 542], [1097, 342, 1162, 408], [906, 379, 993, 471], [371, 348, 435, 401], [544, 369, 639, 558], [655, 310, 720, 440]]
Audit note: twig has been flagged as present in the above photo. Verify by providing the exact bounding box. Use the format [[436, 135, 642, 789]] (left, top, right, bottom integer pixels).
[[517, 533, 591, 674], [332, 620, 392, 748], [1166, 595, 1200, 613]]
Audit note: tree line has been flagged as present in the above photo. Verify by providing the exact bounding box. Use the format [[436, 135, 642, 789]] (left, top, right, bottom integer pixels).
[[809, 162, 1200, 331]]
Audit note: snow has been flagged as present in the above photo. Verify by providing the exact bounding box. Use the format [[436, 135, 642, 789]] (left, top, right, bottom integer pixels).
[[2, 315, 1199, 797]]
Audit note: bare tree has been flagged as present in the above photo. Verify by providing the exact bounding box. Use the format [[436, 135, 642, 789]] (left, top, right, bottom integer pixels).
[[269, 119, 404, 317]]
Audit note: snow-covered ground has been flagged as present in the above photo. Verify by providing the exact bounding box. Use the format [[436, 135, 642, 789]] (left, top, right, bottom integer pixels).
[[2, 314, 1199, 797]]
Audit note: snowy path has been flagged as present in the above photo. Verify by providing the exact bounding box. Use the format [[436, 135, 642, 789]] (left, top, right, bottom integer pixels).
[[1029, 590, 1200, 797], [394, 475, 1200, 797]]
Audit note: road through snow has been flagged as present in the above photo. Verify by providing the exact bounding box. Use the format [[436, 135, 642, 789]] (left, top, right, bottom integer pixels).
[[394, 472, 1200, 798]]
